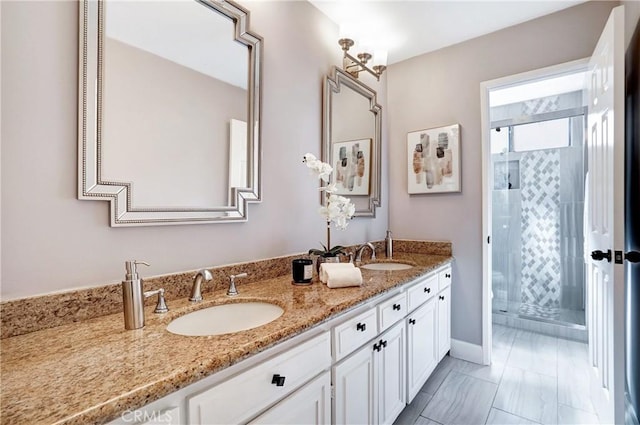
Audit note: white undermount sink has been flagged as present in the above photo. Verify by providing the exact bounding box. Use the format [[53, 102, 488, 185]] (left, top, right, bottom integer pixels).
[[167, 302, 284, 336], [360, 262, 414, 271]]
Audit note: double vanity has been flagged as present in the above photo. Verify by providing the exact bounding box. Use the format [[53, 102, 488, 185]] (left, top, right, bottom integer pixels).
[[0, 242, 452, 424]]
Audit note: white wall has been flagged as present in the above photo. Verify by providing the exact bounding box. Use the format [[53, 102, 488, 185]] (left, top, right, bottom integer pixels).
[[0, 1, 389, 300], [387, 1, 617, 346]]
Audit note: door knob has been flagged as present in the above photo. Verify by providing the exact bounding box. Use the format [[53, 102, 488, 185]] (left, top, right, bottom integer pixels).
[[626, 251, 640, 263], [591, 249, 612, 262]]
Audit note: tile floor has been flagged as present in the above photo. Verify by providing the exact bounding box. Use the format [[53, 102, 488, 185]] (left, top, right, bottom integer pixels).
[[394, 324, 599, 425]]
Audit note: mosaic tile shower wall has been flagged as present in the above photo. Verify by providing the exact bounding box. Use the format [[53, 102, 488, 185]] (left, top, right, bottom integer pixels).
[[520, 149, 561, 313]]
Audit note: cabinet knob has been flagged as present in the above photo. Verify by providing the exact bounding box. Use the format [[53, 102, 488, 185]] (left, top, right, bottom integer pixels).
[[393, 303, 401, 311], [373, 342, 381, 352], [356, 322, 366, 332], [409, 318, 416, 325], [380, 339, 387, 348], [424, 287, 431, 293], [439, 295, 445, 300], [271, 374, 286, 387], [445, 273, 451, 278]]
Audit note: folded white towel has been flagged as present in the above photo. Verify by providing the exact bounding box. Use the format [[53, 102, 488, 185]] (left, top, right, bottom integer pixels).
[[319, 262, 355, 283], [326, 267, 363, 289]]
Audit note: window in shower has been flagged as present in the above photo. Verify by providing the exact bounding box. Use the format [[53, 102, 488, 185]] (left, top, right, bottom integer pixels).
[[489, 75, 587, 328]]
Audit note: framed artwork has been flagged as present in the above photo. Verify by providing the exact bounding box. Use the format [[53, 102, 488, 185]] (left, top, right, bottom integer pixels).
[[331, 138, 371, 196], [407, 124, 461, 194]]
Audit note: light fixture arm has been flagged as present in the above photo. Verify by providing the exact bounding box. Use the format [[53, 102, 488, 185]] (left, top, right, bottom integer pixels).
[[339, 38, 386, 81]]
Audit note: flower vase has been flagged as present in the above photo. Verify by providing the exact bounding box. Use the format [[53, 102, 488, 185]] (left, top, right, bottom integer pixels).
[[315, 255, 340, 277]]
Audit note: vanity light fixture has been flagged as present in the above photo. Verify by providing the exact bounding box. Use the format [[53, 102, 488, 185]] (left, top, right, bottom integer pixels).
[[338, 25, 387, 81]]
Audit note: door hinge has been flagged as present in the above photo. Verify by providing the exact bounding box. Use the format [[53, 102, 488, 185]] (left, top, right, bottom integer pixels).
[[330, 385, 335, 399]]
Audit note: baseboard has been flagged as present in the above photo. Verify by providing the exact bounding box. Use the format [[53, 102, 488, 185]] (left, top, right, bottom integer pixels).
[[450, 339, 484, 364]]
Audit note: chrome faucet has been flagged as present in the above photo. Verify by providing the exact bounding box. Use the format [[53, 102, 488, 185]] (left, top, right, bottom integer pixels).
[[227, 273, 247, 296], [190, 269, 213, 302], [355, 242, 377, 263]]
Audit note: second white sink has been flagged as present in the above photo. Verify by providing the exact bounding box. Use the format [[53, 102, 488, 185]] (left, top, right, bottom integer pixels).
[[167, 302, 284, 337], [361, 262, 414, 271]]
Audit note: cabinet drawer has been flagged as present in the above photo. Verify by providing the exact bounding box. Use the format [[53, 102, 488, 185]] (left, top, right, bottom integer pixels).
[[378, 292, 407, 332], [333, 309, 378, 361], [438, 267, 452, 290], [407, 274, 437, 312], [187, 331, 331, 425]]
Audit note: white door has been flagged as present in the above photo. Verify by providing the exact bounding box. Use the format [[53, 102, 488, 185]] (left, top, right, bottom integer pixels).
[[586, 6, 625, 424]]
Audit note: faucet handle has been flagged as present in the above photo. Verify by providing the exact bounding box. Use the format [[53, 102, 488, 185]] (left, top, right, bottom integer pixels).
[[228, 273, 248, 296], [144, 288, 168, 314]]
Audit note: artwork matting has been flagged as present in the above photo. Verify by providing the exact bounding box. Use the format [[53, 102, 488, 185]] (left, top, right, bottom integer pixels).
[[407, 124, 461, 194]]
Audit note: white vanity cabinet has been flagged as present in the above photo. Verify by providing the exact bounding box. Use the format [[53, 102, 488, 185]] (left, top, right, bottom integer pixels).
[[111, 262, 453, 425], [333, 322, 405, 425]]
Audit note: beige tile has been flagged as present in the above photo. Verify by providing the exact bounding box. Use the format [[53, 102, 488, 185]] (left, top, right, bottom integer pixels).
[[557, 404, 600, 424], [507, 331, 558, 377], [420, 356, 455, 395], [448, 357, 505, 384], [485, 408, 540, 425], [421, 371, 497, 425], [493, 366, 558, 424], [414, 416, 443, 425], [394, 391, 432, 425]]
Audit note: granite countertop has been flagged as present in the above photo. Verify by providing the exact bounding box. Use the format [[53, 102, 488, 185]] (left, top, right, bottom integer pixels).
[[0, 252, 452, 425]]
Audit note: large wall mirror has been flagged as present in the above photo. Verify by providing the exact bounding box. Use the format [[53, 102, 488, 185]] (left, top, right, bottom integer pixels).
[[78, 0, 262, 226], [323, 67, 381, 217]]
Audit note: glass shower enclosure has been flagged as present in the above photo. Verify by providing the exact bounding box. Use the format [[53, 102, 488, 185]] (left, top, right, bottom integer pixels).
[[490, 111, 587, 329]]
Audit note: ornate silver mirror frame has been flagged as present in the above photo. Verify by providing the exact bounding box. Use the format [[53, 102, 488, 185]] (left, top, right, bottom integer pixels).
[[323, 67, 382, 217], [78, 0, 262, 226]]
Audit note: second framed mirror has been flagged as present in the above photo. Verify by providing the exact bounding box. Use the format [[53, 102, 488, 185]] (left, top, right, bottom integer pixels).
[[322, 67, 382, 217]]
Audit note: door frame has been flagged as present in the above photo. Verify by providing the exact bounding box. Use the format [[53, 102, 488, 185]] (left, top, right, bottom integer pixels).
[[479, 58, 590, 366]]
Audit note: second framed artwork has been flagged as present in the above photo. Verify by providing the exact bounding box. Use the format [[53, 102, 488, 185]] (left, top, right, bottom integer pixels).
[[331, 138, 371, 196], [407, 124, 461, 194]]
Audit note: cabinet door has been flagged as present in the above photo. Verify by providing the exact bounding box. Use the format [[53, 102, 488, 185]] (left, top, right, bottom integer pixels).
[[333, 344, 376, 425], [376, 322, 406, 425], [250, 372, 330, 425], [406, 298, 438, 403], [437, 285, 451, 360]]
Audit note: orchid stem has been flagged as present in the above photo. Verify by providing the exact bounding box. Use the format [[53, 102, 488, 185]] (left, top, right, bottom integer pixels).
[[326, 220, 331, 251]]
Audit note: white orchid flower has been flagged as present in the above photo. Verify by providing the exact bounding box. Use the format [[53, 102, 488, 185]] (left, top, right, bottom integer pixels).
[[304, 152, 355, 247], [303, 153, 333, 182]]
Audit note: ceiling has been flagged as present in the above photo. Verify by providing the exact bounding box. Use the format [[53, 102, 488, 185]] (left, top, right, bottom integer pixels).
[[309, 0, 588, 65]]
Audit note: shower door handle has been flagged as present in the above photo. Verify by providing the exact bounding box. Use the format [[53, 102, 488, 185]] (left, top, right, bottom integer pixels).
[[591, 249, 612, 262]]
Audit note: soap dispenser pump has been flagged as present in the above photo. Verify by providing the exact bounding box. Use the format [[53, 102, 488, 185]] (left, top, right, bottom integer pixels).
[[122, 260, 149, 330], [122, 260, 169, 330], [385, 230, 393, 259]]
